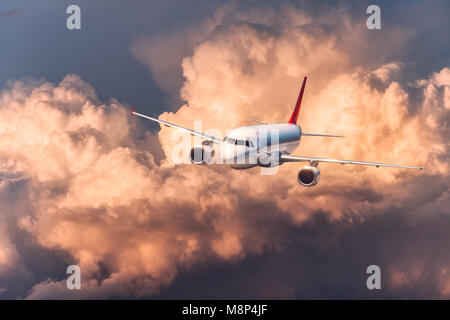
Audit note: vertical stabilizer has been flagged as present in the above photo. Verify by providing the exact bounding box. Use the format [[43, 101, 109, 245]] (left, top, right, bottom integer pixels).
[[288, 76, 307, 125]]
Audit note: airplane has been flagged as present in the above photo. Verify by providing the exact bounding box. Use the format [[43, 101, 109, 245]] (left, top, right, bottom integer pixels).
[[132, 76, 424, 187]]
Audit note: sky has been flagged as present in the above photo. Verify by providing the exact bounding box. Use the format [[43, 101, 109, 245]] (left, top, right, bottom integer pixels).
[[0, 0, 449, 299]]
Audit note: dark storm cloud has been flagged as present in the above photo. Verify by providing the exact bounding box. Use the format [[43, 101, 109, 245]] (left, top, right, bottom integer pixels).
[[0, 177, 71, 299], [139, 0, 448, 290], [159, 174, 450, 299], [131, 0, 450, 105], [0, 0, 448, 299]]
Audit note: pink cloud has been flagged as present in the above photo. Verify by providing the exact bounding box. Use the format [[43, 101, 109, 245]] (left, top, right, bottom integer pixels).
[[0, 4, 448, 299]]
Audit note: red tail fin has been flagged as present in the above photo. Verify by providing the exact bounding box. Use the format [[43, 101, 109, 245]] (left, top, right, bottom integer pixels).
[[288, 76, 307, 125]]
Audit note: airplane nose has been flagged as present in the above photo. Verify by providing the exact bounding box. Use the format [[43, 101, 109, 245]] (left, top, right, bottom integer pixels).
[[221, 145, 247, 164], [235, 150, 248, 164], [223, 151, 239, 164]]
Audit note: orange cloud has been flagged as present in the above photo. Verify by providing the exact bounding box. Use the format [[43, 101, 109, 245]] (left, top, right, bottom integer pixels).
[[0, 4, 448, 299]]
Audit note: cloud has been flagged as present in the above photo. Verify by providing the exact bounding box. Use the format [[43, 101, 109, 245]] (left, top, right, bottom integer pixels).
[[0, 221, 19, 275], [0, 2, 448, 299], [130, 5, 228, 101]]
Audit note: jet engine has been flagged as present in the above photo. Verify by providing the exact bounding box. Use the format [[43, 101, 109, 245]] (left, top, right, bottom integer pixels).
[[297, 165, 320, 187], [189, 145, 214, 165]]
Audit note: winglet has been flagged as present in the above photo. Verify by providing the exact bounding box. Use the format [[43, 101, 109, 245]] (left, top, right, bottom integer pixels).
[[288, 76, 307, 125]]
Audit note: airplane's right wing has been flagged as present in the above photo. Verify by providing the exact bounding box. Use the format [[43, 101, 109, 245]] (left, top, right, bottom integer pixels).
[[132, 109, 222, 144], [280, 154, 424, 170]]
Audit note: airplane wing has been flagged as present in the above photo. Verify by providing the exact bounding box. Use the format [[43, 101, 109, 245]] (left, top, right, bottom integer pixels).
[[132, 109, 222, 144], [280, 154, 424, 170]]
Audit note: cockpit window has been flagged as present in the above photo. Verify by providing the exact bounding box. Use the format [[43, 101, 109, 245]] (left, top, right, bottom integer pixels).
[[223, 137, 235, 144], [223, 137, 254, 148], [224, 137, 236, 144]]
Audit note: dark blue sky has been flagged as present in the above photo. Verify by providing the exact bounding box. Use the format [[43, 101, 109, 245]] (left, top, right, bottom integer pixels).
[[2, 0, 448, 116], [0, 0, 225, 116]]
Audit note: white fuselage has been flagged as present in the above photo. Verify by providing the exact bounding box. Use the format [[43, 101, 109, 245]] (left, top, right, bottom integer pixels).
[[218, 123, 301, 169]]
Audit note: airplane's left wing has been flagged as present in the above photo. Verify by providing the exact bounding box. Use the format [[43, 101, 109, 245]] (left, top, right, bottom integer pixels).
[[280, 154, 424, 170], [132, 109, 222, 144]]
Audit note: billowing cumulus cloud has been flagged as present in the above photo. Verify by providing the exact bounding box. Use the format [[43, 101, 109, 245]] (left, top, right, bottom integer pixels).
[[0, 1, 448, 299]]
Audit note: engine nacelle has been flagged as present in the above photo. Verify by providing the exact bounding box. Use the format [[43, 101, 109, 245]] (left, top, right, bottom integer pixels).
[[189, 145, 214, 165], [297, 166, 320, 187]]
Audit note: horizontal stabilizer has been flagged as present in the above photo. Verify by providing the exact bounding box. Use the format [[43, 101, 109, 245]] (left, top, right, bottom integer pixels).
[[301, 133, 345, 138], [250, 118, 267, 125]]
